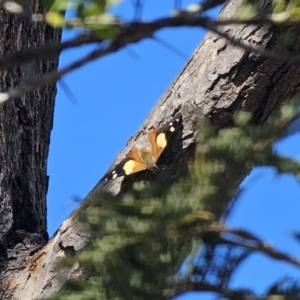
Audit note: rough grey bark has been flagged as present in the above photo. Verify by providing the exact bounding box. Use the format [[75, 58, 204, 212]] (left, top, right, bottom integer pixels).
[[0, 0, 61, 297], [3, 0, 300, 299]]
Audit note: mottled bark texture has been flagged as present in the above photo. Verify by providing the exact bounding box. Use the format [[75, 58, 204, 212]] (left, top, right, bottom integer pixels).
[[0, 0, 61, 295], [3, 0, 300, 299]]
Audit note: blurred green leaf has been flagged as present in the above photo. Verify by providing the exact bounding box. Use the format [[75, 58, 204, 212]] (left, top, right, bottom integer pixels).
[[107, 0, 121, 7], [94, 0, 107, 14], [273, 2, 287, 14], [84, 14, 120, 39], [47, 0, 68, 12], [237, 3, 258, 19], [290, 7, 300, 17], [45, 11, 65, 27]]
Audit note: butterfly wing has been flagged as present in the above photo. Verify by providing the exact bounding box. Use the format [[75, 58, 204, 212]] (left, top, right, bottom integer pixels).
[[103, 113, 182, 181], [102, 147, 148, 181], [124, 146, 148, 174], [102, 157, 133, 181], [149, 113, 183, 161]]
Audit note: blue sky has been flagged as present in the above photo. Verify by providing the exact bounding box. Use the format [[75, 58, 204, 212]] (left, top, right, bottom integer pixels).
[[47, 1, 300, 299]]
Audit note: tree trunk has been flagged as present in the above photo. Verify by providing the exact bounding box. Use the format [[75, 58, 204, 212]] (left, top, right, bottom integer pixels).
[[0, 2, 61, 299], [3, 0, 300, 299]]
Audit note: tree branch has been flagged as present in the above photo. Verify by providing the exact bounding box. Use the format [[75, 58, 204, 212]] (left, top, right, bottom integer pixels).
[[0, 13, 297, 105], [0, 14, 291, 71]]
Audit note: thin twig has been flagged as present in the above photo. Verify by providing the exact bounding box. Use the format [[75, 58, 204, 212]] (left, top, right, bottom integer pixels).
[[0, 34, 101, 71], [164, 281, 256, 299], [0, 15, 290, 71], [206, 225, 300, 269], [0, 13, 299, 104]]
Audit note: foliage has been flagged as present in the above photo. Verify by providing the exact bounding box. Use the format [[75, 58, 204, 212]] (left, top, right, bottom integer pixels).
[[237, 0, 300, 22], [4, 0, 298, 43], [51, 98, 300, 299], [4, 0, 300, 104], [42, 0, 300, 38], [44, 0, 121, 38]]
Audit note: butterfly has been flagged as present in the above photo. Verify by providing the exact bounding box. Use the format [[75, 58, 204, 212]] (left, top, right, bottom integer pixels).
[[102, 113, 182, 181]]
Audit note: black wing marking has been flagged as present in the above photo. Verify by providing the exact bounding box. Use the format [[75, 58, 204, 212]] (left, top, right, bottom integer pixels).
[[157, 113, 182, 138], [102, 157, 135, 181]]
